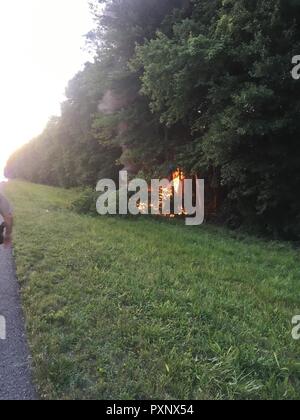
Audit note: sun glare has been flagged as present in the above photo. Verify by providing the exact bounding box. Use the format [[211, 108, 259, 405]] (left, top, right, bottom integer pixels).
[[0, 0, 93, 180]]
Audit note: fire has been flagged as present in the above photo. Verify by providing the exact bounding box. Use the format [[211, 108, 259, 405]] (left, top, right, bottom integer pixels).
[[174, 169, 190, 216], [161, 169, 186, 216], [138, 202, 148, 212], [172, 169, 185, 194], [138, 168, 187, 216], [160, 169, 184, 202]]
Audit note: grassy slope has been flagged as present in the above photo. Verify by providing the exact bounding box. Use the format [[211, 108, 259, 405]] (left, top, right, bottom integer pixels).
[[4, 180, 300, 400]]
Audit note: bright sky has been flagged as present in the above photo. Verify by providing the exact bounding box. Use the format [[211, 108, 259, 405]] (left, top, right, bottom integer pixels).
[[0, 0, 94, 180]]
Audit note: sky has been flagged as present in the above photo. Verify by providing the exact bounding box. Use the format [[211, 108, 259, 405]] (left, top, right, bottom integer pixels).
[[0, 0, 94, 180]]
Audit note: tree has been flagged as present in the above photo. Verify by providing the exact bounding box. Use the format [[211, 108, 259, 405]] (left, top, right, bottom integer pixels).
[[6, 0, 300, 238]]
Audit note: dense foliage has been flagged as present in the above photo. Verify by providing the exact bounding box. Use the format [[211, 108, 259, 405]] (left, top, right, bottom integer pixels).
[[5, 0, 300, 238]]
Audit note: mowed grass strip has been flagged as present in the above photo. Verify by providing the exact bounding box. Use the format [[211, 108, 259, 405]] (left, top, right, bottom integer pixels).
[[4, 180, 300, 400]]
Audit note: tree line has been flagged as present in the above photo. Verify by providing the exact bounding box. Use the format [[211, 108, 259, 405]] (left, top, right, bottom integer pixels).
[[5, 0, 300, 239]]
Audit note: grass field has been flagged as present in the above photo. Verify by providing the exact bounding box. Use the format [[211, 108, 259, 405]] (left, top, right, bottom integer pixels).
[[4, 180, 300, 400]]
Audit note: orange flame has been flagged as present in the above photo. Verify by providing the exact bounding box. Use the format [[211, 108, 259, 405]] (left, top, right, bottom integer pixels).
[[138, 169, 186, 216]]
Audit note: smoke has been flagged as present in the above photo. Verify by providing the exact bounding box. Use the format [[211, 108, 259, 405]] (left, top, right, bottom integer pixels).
[[98, 89, 137, 114], [98, 90, 127, 114], [97, 89, 139, 174]]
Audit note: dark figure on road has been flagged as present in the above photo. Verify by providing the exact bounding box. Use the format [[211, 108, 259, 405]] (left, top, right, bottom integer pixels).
[[0, 193, 13, 247]]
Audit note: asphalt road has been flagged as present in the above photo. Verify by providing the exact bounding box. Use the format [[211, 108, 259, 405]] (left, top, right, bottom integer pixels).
[[0, 246, 36, 400]]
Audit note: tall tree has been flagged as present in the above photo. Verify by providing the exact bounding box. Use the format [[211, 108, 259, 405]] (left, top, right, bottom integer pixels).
[[6, 0, 300, 238]]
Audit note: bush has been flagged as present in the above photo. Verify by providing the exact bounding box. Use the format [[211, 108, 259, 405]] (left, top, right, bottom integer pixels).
[[70, 188, 98, 216], [70, 188, 129, 217]]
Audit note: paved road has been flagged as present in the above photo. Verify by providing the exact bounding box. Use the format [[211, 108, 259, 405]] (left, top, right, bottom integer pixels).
[[0, 246, 36, 400]]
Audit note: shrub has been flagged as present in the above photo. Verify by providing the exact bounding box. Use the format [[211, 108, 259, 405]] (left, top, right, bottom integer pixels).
[[70, 188, 98, 216]]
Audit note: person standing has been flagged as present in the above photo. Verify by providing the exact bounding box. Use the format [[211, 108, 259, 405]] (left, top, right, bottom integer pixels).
[[0, 193, 13, 247]]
